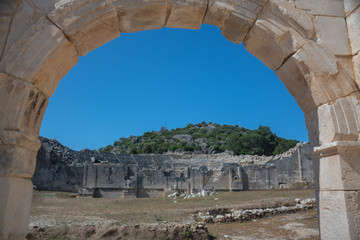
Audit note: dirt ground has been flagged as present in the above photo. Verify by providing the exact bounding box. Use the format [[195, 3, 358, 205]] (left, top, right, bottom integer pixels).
[[207, 208, 319, 240], [28, 189, 319, 239]]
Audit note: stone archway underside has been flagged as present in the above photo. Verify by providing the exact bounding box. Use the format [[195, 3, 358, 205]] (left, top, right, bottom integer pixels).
[[0, 0, 359, 239]]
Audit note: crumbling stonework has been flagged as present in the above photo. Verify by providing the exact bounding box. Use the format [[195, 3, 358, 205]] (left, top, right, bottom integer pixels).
[[0, 0, 359, 239], [33, 137, 314, 198]]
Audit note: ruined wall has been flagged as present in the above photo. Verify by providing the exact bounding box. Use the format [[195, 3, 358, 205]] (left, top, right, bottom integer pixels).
[[32, 137, 314, 196]]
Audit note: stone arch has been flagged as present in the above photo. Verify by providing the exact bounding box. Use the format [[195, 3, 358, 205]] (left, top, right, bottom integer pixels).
[[0, 0, 359, 239]]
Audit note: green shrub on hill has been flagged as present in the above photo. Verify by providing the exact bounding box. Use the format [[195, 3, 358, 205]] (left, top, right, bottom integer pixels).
[[99, 122, 299, 156]]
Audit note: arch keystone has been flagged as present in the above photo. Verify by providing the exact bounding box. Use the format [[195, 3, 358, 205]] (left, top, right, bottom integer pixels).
[[113, 0, 168, 33], [166, 0, 207, 30]]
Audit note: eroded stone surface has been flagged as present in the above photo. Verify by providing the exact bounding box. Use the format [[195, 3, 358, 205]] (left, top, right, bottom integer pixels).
[[347, 5, 360, 55], [317, 94, 360, 144], [221, 0, 265, 44], [0, 0, 17, 15], [354, 53, 360, 87], [295, 0, 345, 17], [48, 0, 120, 56], [0, 15, 12, 62], [113, 0, 168, 33], [315, 16, 351, 56], [344, 0, 360, 16], [166, 0, 207, 29], [0, 17, 78, 97], [2, 0, 44, 60], [0, 177, 33, 240], [316, 142, 360, 191], [0, 131, 40, 178], [244, 0, 313, 69], [0, 74, 49, 136], [203, 0, 266, 43], [203, 0, 232, 27], [319, 191, 352, 240], [276, 41, 357, 113]]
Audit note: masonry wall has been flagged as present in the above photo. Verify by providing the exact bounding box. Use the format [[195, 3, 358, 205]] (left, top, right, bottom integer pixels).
[[32, 138, 314, 197]]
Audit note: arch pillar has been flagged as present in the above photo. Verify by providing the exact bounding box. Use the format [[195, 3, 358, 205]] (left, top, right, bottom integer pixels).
[[0, 73, 47, 239], [0, 132, 40, 240], [314, 142, 360, 239]]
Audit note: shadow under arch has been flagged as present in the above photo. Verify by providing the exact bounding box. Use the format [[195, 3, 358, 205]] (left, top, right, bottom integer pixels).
[[0, 0, 359, 239]]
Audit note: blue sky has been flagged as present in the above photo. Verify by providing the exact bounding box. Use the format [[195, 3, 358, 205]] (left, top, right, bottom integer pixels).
[[40, 24, 308, 151]]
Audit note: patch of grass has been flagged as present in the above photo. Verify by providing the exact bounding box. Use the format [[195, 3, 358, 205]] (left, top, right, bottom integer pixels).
[[154, 215, 162, 222]]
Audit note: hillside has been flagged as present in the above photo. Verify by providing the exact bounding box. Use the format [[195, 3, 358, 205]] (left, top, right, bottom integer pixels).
[[99, 122, 298, 156]]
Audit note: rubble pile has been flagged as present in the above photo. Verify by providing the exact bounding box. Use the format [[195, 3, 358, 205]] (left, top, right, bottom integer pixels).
[[197, 198, 316, 223]]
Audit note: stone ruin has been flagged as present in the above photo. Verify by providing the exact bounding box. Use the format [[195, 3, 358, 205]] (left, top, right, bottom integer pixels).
[[1, 0, 359, 238], [33, 137, 314, 198]]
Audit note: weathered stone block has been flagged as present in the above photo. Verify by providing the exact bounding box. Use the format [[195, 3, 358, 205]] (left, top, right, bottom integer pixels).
[[344, 0, 360, 16], [304, 109, 320, 147], [337, 56, 357, 79], [166, 0, 207, 29], [295, 40, 338, 75], [0, 74, 49, 135], [221, 0, 265, 44], [28, 0, 61, 15], [0, 0, 16, 15], [0, 131, 40, 178], [316, 94, 360, 144], [347, 6, 360, 55], [276, 41, 357, 113], [0, 177, 33, 240], [113, 0, 168, 33], [315, 16, 351, 56], [295, 0, 345, 17], [0, 0, 15, 62], [315, 142, 360, 190], [0, 17, 78, 97], [203, 0, 232, 27], [244, 0, 313, 69], [276, 57, 322, 113], [319, 190, 360, 239], [2, 1, 44, 60], [48, 0, 120, 56], [354, 53, 360, 87], [0, 15, 11, 63]]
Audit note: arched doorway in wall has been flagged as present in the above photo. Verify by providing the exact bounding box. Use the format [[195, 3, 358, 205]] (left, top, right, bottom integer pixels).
[[0, 1, 359, 239]]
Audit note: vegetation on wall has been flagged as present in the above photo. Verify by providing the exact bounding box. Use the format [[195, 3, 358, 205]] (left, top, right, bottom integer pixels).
[[99, 122, 299, 156]]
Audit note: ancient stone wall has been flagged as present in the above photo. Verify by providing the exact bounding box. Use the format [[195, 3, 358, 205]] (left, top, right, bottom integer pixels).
[[32, 137, 314, 197]]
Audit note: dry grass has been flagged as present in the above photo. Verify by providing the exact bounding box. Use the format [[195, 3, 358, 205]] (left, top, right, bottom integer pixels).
[[30, 189, 315, 226]]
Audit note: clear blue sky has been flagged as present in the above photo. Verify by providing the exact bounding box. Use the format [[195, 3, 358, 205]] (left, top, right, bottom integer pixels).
[[39, 24, 308, 151]]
